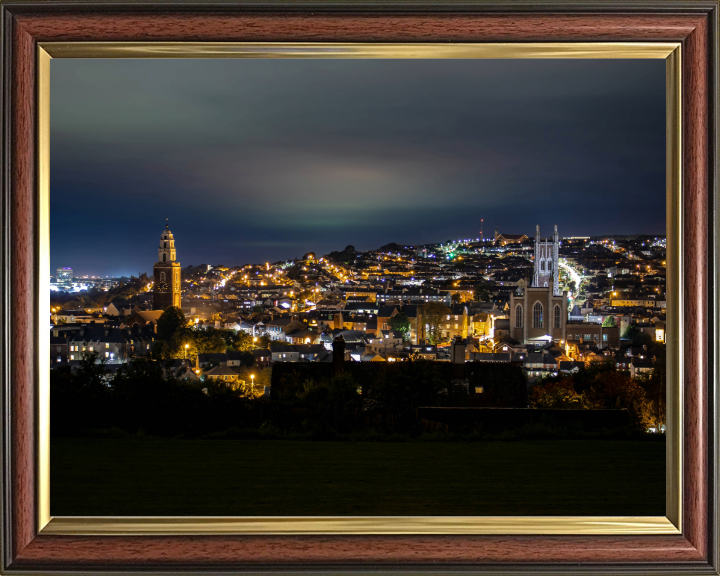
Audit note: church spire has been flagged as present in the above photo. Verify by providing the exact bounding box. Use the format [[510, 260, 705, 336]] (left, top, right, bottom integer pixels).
[[158, 223, 177, 264], [533, 224, 560, 294], [153, 222, 181, 310]]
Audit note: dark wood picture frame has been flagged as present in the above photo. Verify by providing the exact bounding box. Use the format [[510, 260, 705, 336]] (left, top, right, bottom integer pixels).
[[1, 1, 718, 573]]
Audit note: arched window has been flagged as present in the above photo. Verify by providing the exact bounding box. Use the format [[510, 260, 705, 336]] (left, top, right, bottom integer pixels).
[[554, 304, 561, 328], [515, 304, 523, 328], [160, 272, 165, 282], [164, 241, 168, 248], [162, 253, 166, 262], [533, 302, 543, 328], [539, 259, 545, 272]]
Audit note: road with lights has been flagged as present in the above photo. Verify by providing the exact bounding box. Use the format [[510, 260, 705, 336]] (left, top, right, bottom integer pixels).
[[558, 261, 583, 302]]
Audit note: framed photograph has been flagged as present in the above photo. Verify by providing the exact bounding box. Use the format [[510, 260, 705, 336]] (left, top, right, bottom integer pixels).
[[1, 1, 718, 574]]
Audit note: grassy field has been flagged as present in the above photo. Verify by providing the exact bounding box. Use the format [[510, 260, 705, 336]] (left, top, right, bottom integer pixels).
[[51, 438, 665, 516]]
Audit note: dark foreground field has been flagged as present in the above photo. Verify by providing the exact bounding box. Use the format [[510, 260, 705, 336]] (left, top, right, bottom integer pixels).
[[51, 438, 665, 516]]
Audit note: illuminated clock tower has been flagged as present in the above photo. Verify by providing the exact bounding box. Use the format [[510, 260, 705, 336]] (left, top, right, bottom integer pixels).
[[153, 223, 181, 310]]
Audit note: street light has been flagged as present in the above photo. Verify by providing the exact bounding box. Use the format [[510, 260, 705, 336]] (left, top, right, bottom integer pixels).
[[251, 374, 255, 395], [184, 343, 189, 359]]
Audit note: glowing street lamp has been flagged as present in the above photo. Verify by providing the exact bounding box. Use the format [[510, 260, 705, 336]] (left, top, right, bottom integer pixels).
[[251, 374, 255, 394], [184, 343, 189, 359]]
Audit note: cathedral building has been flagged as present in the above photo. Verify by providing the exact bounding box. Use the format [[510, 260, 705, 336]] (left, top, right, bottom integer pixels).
[[153, 223, 181, 310], [509, 225, 567, 343]]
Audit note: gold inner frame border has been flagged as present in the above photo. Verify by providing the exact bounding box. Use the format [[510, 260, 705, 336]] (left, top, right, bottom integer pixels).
[[37, 41, 682, 536]]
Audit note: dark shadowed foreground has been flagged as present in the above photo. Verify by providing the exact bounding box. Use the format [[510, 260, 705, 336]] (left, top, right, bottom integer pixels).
[[51, 439, 665, 516]]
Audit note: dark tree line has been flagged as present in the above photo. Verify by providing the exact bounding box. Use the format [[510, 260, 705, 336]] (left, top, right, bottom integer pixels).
[[51, 353, 263, 438]]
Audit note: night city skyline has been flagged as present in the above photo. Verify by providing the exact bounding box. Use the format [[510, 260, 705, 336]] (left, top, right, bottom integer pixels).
[[51, 58, 666, 277]]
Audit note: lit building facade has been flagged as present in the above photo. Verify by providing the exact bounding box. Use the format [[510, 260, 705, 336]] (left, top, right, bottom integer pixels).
[[56, 267, 73, 281]]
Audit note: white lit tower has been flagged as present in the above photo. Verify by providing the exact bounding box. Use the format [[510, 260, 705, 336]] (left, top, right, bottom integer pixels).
[[533, 225, 560, 295]]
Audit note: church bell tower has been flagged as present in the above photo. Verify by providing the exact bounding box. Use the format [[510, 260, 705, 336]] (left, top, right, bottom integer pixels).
[[153, 223, 181, 310], [533, 224, 560, 296]]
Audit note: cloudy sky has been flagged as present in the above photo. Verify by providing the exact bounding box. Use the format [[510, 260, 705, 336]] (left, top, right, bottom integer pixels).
[[51, 58, 665, 277]]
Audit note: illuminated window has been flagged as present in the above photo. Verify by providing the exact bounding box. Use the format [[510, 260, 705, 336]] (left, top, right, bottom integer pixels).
[[105, 343, 109, 349], [533, 302, 543, 328], [515, 304, 523, 328], [474, 386, 484, 394]]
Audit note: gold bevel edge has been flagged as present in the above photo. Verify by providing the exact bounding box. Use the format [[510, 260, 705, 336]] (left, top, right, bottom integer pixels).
[[38, 41, 680, 59], [36, 41, 683, 536], [42, 516, 679, 536], [37, 46, 51, 534], [665, 45, 682, 532]]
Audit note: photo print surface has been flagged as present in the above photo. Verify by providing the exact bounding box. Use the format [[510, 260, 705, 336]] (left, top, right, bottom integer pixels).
[[49, 58, 667, 517]]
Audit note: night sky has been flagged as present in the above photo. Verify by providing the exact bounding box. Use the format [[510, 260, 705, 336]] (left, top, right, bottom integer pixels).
[[51, 58, 665, 278]]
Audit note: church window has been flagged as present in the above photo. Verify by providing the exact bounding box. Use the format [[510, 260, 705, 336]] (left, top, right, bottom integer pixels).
[[160, 272, 165, 282], [554, 305, 561, 328], [164, 241, 167, 248], [163, 254, 166, 262], [515, 304, 523, 328], [533, 302, 543, 328]]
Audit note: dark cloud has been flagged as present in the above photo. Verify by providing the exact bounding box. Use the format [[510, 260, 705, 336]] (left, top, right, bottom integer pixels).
[[51, 58, 665, 277]]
